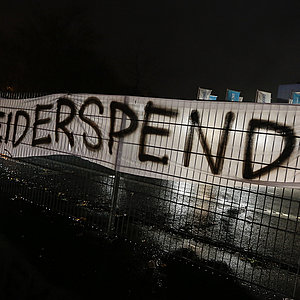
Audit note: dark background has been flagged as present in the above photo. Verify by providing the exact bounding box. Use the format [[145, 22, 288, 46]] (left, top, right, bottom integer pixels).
[[0, 0, 299, 100]]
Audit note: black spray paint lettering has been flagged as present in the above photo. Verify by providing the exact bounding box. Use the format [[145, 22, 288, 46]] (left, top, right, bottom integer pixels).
[[5, 112, 12, 144], [0, 111, 5, 142], [12, 110, 30, 147], [243, 119, 295, 179], [2, 97, 296, 181], [55, 97, 76, 147], [184, 110, 234, 175], [79, 97, 103, 151], [139, 101, 178, 164], [109, 101, 138, 154], [32, 104, 53, 146]]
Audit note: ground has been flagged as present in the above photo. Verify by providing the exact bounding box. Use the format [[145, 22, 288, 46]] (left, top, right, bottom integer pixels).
[[0, 192, 266, 300]]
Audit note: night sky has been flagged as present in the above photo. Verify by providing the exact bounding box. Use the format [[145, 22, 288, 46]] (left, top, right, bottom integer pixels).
[[0, 0, 299, 101]]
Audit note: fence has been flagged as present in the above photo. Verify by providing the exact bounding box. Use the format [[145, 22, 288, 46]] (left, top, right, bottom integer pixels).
[[0, 92, 299, 299]]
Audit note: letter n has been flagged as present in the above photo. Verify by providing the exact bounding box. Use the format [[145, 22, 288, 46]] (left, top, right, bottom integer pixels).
[[183, 110, 234, 174]]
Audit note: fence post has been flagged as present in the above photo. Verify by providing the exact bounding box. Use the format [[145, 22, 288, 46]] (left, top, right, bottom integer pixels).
[[107, 96, 129, 235]]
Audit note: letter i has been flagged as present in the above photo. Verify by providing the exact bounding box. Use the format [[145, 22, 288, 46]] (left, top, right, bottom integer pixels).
[[5, 112, 12, 144]]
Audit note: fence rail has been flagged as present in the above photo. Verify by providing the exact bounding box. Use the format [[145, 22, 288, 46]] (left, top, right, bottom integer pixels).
[[0, 92, 299, 299]]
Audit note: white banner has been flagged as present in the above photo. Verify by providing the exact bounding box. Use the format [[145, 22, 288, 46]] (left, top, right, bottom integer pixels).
[[197, 88, 212, 100], [0, 94, 299, 187], [256, 90, 272, 103]]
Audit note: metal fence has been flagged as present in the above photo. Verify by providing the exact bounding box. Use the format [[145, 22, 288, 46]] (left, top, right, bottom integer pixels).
[[0, 92, 299, 299]]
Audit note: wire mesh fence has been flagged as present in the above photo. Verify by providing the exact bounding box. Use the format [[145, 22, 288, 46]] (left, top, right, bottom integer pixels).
[[0, 92, 299, 299]]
